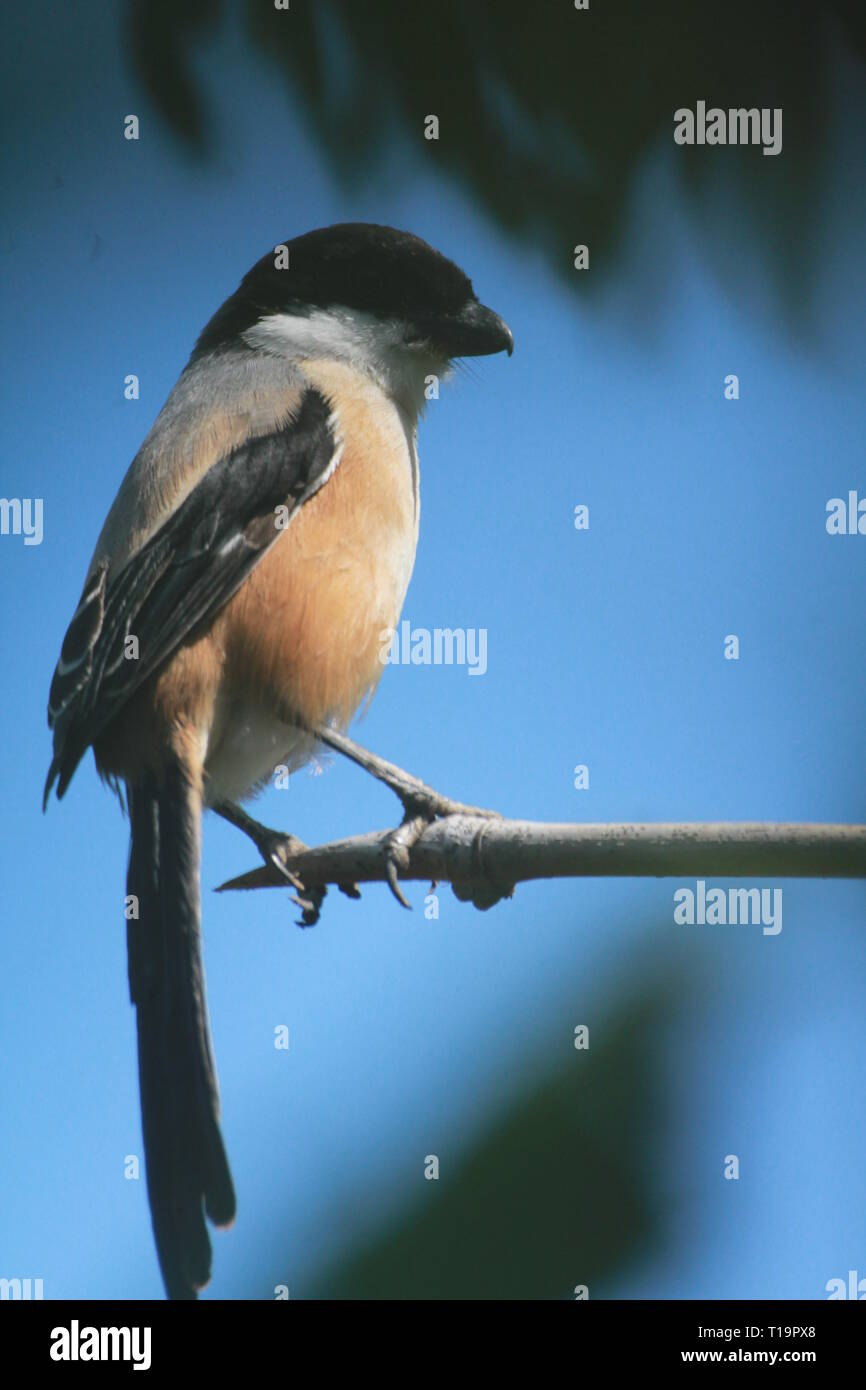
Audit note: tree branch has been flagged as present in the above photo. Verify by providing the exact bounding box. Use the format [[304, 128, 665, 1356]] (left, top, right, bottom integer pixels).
[[215, 818, 866, 908]]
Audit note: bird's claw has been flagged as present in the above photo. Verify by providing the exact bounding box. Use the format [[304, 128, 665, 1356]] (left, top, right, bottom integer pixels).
[[290, 882, 327, 927], [382, 814, 427, 909], [264, 838, 306, 891]]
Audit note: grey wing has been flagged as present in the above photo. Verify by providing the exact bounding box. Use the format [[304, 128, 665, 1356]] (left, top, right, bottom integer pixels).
[[45, 386, 341, 804]]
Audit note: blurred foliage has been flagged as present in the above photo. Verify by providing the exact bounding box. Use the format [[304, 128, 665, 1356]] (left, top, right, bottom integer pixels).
[[127, 0, 866, 320], [258, 972, 679, 1299]]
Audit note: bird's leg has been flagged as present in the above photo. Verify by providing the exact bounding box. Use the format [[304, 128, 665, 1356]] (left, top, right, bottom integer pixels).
[[213, 799, 307, 886], [212, 800, 330, 926], [314, 725, 502, 909], [215, 722, 502, 916], [315, 726, 501, 821]]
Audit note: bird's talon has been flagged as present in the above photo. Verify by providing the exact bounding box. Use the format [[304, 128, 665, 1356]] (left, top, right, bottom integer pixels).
[[384, 852, 412, 909], [269, 851, 304, 891], [381, 812, 431, 910], [292, 883, 326, 927]]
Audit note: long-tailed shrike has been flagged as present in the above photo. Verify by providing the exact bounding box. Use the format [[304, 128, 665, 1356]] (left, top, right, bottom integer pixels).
[[44, 223, 513, 1298]]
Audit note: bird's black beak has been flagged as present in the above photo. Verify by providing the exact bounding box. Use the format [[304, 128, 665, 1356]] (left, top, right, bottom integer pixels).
[[412, 299, 514, 358]]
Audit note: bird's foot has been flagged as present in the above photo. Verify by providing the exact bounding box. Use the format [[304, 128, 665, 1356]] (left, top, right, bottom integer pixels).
[[214, 725, 505, 918], [212, 800, 359, 926], [315, 726, 504, 910]]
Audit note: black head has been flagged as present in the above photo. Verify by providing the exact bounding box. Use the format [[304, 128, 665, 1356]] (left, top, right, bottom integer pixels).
[[194, 223, 513, 361]]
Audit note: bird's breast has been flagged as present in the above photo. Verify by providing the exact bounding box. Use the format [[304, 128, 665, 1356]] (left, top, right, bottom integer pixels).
[[203, 361, 419, 803]]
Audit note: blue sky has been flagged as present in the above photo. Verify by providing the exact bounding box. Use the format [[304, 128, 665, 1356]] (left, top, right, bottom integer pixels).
[[1, 5, 865, 1299]]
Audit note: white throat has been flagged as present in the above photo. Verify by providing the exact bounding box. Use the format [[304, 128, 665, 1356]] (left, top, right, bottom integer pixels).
[[242, 305, 450, 415]]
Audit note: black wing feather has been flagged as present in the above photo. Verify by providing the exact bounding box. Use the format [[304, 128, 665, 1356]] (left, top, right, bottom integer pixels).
[[45, 387, 338, 804]]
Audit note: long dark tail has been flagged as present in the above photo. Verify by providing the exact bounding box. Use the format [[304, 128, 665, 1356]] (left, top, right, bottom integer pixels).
[[126, 757, 236, 1299]]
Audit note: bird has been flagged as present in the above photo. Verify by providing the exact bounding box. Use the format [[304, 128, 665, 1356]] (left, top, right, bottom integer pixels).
[[44, 222, 513, 1299]]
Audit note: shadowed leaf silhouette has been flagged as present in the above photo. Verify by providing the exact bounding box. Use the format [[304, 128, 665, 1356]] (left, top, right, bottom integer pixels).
[[289, 976, 677, 1300], [127, 0, 866, 324]]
